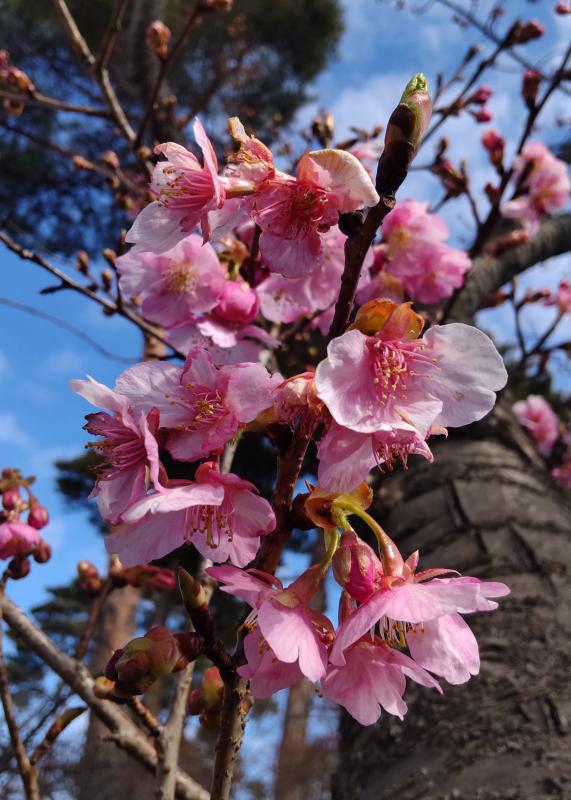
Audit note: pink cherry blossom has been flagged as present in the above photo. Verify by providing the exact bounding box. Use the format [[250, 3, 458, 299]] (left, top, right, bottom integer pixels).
[[0, 521, 40, 559], [330, 552, 510, 677], [165, 322, 265, 365], [321, 638, 440, 725], [315, 304, 507, 443], [258, 226, 373, 324], [106, 462, 274, 567], [381, 200, 449, 270], [126, 119, 229, 252], [317, 420, 434, 492], [208, 564, 333, 682], [70, 376, 162, 525], [114, 347, 279, 461], [502, 142, 570, 234], [211, 279, 259, 326], [513, 394, 560, 456], [238, 626, 304, 698], [395, 242, 471, 304], [254, 150, 379, 277], [116, 235, 226, 327]]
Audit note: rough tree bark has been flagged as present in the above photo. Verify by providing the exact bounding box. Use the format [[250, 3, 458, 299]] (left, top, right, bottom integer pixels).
[[334, 403, 571, 799], [332, 207, 571, 800]]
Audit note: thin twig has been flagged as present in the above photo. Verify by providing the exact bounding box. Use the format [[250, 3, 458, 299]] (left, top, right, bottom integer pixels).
[[0, 587, 40, 800], [97, 0, 131, 71], [136, 1, 202, 147], [30, 707, 86, 766], [0, 592, 209, 800], [155, 665, 196, 800], [0, 88, 110, 117], [0, 230, 184, 358], [0, 296, 136, 364], [75, 579, 113, 660]]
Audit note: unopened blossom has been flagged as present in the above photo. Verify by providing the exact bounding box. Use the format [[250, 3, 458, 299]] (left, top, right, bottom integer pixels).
[[0, 521, 40, 559], [107, 461, 274, 567], [116, 235, 226, 327], [126, 118, 249, 253], [502, 142, 570, 234], [481, 129, 505, 167], [466, 86, 493, 105], [544, 280, 571, 314], [315, 300, 507, 446], [70, 376, 162, 525], [330, 528, 510, 686], [513, 394, 559, 456], [146, 20, 171, 59], [258, 226, 372, 324], [211, 279, 260, 326], [209, 564, 333, 684], [114, 347, 279, 461], [254, 149, 379, 277], [471, 107, 493, 124], [322, 637, 440, 724], [332, 529, 383, 602]]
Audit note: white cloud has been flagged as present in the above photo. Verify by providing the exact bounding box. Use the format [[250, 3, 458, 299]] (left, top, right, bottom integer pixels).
[[0, 412, 33, 448]]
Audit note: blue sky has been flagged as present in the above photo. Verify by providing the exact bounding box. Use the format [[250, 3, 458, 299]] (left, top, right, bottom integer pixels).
[[1, 0, 570, 612]]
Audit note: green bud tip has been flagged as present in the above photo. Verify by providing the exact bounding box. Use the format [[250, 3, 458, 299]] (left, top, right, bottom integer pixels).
[[401, 73, 428, 102]]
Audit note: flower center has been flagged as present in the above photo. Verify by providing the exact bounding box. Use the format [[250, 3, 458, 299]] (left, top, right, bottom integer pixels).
[[165, 384, 225, 432], [167, 262, 197, 294], [370, 339, 436, 408], [186, 499, 233, 548], [378, 616, 420, 647], [85, 414, 146, 480]]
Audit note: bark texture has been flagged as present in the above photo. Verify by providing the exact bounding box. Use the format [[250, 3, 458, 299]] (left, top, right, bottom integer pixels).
[[334, 404, 571, 800]]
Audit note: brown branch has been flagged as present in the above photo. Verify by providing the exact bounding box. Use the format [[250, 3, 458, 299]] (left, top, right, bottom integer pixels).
[[0, 230, 184, 358], [0, 88, 110, 117], [447, 213, 571, 323], [127, 697, 163, 738], [0, 593, 210, 800], [0, 588, 40, 800], [434, 0, 571, 98], [209, 673, 249, 800], [30, 706, 86, 766], [155, 664, 196, 800], [97, 0, 131, 71], [51, 0, 137, 144], [135, 1, 202, 148]]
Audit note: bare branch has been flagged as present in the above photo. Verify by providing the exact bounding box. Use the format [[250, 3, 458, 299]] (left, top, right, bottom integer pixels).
[[447, 213, 571, 323], [0, 593, 210, 800], [0, 231, 184, 359], [98, 0, 132, 71], [0, 588, 40, 800], [30, 707, 86, 766], [0, 88, 110, 117]]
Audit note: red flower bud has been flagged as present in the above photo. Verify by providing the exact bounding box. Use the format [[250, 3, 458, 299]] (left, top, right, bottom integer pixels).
[[332, 529, 383, 602], [467, 86, 493, 105], [509, 20, 545, 44], [522, 70, 542, 109], [33, 540, 52, 563], [107, 626, 188, 697], [481, 129, 505, 166], [27, 502, 49, 530], [2, 486, 21, 511], [471, 108, 493, 124], [555, 3, 571, 14], [145, 20, 171, 60], [7, 557, 31, 580]]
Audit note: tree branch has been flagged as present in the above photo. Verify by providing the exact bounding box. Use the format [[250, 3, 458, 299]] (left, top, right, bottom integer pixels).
[[447, 213, 571, 323], [0, 593, 210, 800], [98, 0, 132, 71], [0, 588, 40, 800]]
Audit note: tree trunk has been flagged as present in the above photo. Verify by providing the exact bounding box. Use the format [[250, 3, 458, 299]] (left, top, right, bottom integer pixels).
[[334, 404, 571, 800]]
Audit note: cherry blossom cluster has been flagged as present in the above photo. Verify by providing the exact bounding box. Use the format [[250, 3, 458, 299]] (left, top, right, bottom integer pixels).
[[0, 468, 51, 579], [72, 104, 516, 725], [112, 115, 473, 361], [513, 394, 571, 488]]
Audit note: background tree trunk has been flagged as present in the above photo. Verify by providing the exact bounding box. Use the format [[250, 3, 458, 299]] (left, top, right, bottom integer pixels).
[[333, 403, 571, 799]]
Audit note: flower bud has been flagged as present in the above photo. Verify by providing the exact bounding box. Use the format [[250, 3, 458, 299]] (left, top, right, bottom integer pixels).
[[509, 20, 545, 45], [351, 299, 424, 340], [377, 73, 432, 194], [466, 86, 493, 105], [178, 568, 213, 638], [100, 150, 119, 170], [431, 158, 466, 196], [77, 560, 99, 581], [202, 666, 224, 709], [485, 229, 530, 256], [555, 3, 571, 14], [6, 66, 35, 94], [481, 129, 505, 167], [93, 676, 116, 698], [7, 556, 31, 580], [484, 182, 501, 205], [106, 626, 188, 697], [200, 0, 234, 13], [2, 486, 21, 511], [522, 70, 542, 109], [212, 280, 259, 326], [471, 107, 493, 123], [33, 540, 52, 563], [311, 112, 335, 147], [146, 20, 171, 60], [27, 502, 49, 530], [332, 529, 383, 602]]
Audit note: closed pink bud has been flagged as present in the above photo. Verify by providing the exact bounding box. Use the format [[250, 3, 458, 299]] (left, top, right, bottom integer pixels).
[[471, 108, 493, 123], [481, 129, 505, 165], [467, 86, 493, 105], [2, 486, 21, 511], [332, 529, 382, 603], [555, 3, 571, 14], [146, 20, 171, 59], [509, 20, 545, 44], [522, 70, 542, 109], [106, 626, 188, 696], [27, 502, 49, 530], [33, 540, 51, 563], [212, 280, 259, 325], [7, 556, 31, 580], [6, 66, 35, 93]]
